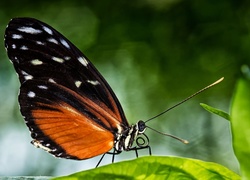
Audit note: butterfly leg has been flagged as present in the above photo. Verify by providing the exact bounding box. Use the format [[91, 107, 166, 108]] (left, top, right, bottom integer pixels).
[[148, 145, 152, 155], [96, 149, 122, 168], [135, 148, 138, 158], [132, 133, 152, 157], [96, 153, 106, 168], [131, 144, 152, 158], [111, 148, 116, 163]]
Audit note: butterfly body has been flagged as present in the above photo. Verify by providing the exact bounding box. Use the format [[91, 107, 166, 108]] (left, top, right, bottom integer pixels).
[[5, 18, 149, 161]]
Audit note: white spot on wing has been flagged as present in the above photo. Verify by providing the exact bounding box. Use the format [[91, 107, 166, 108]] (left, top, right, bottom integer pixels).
[[47, 38, 58, 44], [14, 57, 19, 62], [38, 85, 48, 89], [28, 91, 35, 98], [42, 25, 53, 35], [75, 80, 82, 88], [52, 57, 64, 63], [32, 140, 52, 152], [18, 27, 42, 34], [36, 41, 45, 45], [12, 44, 16, 49], [48, 78, 56, 83], [21, 70, 33, 80], [24, 75, 33, 80], [31, 59, 43, 65], [21, 70, 28, 75], [20, 46, 28, 50], [87, 80, 100, 85], [60, 38, 70, 49], [78, 57, 88, 66], [64, 56, 71, 60], [51, 148, 57, 152], [12, 34, 22, 39]]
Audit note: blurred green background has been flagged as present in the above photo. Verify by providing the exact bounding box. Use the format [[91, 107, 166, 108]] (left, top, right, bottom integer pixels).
[[0, 0, 249, 176]]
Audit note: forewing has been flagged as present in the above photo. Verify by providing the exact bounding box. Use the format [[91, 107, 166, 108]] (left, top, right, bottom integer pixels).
[[4, 18, 128, 159]]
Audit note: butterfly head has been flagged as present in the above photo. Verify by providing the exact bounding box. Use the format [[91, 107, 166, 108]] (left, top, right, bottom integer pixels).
[[136, 120, 147, 134]]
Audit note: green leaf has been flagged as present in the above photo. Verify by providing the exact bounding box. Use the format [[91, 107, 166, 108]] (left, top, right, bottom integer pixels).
[[231, 78, 250, 179], [200, 103, 230, 121], [53, 156, 240, 180], [1, 177, 51, 180]]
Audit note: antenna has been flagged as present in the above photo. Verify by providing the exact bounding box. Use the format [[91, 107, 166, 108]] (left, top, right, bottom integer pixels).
[[145, 77, 224, 123], [146, 125, 189, 144]]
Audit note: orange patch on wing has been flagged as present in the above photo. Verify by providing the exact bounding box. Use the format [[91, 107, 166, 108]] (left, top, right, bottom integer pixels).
[[32, 102, 114, 159]]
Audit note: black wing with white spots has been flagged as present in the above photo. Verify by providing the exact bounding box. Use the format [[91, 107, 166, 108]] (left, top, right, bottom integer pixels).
[[4, 18, 129, 159]]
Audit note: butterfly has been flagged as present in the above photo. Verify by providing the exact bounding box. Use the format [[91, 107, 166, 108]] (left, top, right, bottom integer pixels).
[[4, 17, 223, 167], [4, 17, 155, 166]]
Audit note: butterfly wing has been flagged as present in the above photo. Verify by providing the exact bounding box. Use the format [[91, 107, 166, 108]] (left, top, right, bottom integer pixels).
[[4, 17, 129, 159]]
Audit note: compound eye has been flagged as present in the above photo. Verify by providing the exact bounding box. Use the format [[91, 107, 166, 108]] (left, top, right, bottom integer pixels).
[[137, 120, 146, 133]]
